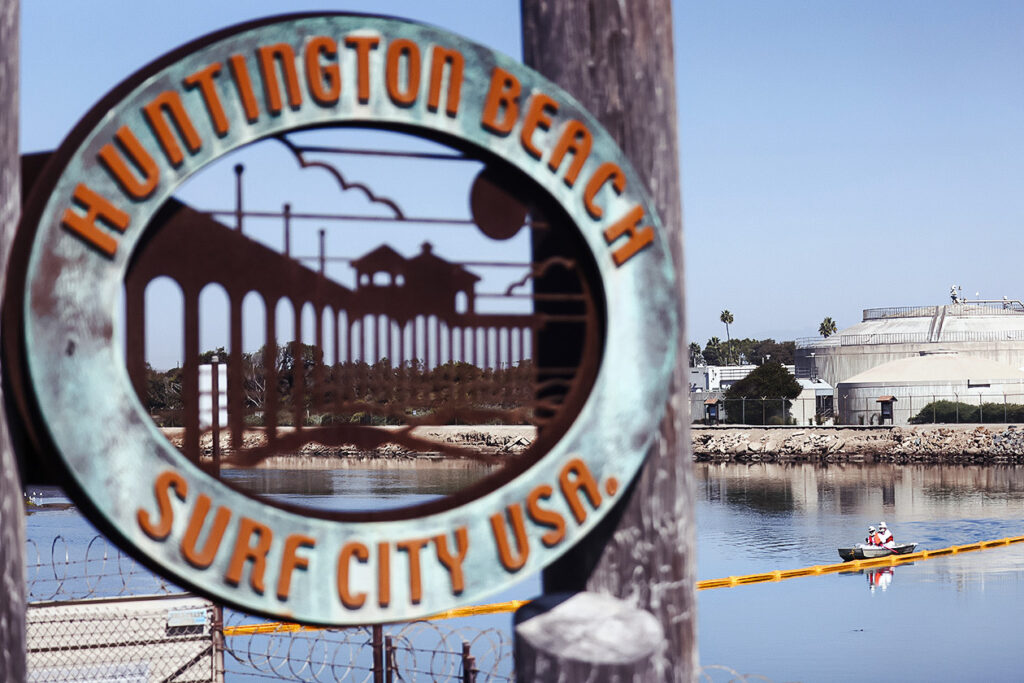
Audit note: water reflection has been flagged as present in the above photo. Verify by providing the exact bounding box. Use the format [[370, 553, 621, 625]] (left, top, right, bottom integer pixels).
[[221, 459, 501, 512], [840, 566, 901, 593], [698, 462, 1024, 681], [699, 461, 1024, 519]]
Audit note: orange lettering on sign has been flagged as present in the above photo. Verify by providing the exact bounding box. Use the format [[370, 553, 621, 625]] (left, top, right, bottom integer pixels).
[[385, 38, 421, 107], [142, 91, 202, 167], [228, 54, 261, 123], [526, 484, 566, 548], [137, 470, 187, 541], [433, 527, 469, 595], [489, 503, 529, 572], [183, 62, 230, 136], [337, 542, 370, 609], [180, 494, 232, 568], [257, 43, 303, 114], [305, 36, 341, 106], [60, 183, 130, 257], [396, 537, 429, 605], [548, 120, 593, 188], [276, 534, 316, 601], [520, 93, 558, 160], [427, 46, 464, 117], [344, 35, 380, 104], [480, 66, 521, 136], [98, 126, 160, 199], [559, 458, 603, 524], [582, 162, 625, 221], [377, 541, 391, 608], [225, 517, 274, 594], [604, 205, 654, 266]]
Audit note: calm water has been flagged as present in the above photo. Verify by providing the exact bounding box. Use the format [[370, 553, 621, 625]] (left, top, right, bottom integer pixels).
[[697, 462, 1024, 682], [25, 461, 1024, 681]]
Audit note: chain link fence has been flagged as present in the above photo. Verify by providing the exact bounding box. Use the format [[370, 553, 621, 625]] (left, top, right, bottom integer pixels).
[[25, 533, 512, 681], [27, 595, 222, 682], [692, 392, 1024, 427], [836, 392, 1024, 426], [691, 397, 828, 426]]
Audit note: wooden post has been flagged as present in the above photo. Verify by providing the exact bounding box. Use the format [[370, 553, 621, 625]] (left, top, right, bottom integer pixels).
[[519, 1, 696, 680], [0, 0, 26, 680]]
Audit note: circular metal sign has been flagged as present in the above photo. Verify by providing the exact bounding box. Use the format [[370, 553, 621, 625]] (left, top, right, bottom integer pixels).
[[8, 13, 678, 624]]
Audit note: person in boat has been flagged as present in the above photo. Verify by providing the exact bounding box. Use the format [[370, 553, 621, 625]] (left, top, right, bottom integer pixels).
[[865, 525, 882, 546], [878, 521, 895, 549]]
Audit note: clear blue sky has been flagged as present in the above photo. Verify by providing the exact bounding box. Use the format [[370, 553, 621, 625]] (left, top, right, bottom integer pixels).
[[19, 1, 1024, 361]]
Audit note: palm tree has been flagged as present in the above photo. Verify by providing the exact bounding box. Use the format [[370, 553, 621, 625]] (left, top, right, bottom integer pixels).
[[705, 337, 723, 366], [688, 342, 704, 367], [819, 316, 838, 338], [720, 310, 734, 364]]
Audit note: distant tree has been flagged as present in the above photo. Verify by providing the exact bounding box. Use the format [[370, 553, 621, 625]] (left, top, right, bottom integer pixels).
[[689, 342, 704, 366], [704, 337, 795, 366], [748, 339, 796, 366], [819, 317, 838, 338], [724, 361, 802, 425], [703, 337, 724, 366], [720, 310, 734, 364], [145, 363, 181, 413], [198, 347, 228, 364]]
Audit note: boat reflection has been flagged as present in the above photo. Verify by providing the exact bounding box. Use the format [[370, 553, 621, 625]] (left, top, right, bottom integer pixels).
[[867, 567, 894, 592], [839, 564, 916, 592]]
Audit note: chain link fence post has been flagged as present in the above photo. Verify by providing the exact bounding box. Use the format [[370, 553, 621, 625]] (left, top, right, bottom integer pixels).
[[385, 634, 395, 683], [372, 624, 384, 683], [462, 640, 477, 683]]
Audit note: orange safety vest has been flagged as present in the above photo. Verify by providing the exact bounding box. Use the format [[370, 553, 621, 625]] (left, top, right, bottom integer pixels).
[[866, 533, 881, 546]]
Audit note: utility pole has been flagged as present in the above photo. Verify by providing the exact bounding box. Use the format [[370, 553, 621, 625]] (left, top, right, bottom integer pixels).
[[0, 0, 26, 679], [519, 1, 695, 680]]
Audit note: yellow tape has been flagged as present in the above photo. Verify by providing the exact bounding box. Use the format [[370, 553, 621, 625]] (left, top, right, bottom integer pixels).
[[694, 534, 1024, 591], [223, 599, 532, 637], [222, 534, 1024, 637]]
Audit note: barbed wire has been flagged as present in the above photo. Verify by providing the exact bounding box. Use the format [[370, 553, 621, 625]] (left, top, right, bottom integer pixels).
[[222, 612, 514, 682], [26, 535, 179, 602], [26, 533, 761, 681]]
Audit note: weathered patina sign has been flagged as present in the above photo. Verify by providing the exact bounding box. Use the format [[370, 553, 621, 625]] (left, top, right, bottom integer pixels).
[[6, 13, 678, 624]]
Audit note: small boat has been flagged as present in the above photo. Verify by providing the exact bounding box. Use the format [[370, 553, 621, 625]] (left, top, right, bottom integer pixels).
[[838, 543, 918, 562]]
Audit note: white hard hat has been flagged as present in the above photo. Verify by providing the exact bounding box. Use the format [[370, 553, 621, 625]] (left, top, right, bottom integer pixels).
[[868, 526, 876, 532], [879, 521, 887, 528]]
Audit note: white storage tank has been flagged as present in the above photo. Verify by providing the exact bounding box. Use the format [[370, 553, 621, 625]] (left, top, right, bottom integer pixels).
[[836, 352, 1024, 425]]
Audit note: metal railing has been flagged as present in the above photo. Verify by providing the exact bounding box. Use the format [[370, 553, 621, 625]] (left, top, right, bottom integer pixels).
[[862, 305, 938, 320], [862, 301, 1024, 321], [797, 328, 1024, 349]]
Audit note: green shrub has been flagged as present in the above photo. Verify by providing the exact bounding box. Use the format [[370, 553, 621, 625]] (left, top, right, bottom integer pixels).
[[910, 400, 1024, 424]]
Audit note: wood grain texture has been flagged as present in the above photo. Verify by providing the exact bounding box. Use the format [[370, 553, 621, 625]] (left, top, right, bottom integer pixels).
[[521, 1, 696, 680], [0, 0, 26, 680]]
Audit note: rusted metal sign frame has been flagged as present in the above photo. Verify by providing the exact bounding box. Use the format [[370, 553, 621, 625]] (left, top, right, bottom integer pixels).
[[5, 13, 678, 624]]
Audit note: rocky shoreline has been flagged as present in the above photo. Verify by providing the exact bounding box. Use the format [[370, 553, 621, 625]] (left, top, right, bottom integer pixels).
[[161, 425, 536, 462], [161, 424, 1024, 465], [692, 425, 1024, 464]]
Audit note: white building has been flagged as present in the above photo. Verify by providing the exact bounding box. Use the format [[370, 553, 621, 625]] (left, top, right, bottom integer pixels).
[[690, 364, 797, 393], [796, 300, 1024, 390], [836, 352, 1024, 425]]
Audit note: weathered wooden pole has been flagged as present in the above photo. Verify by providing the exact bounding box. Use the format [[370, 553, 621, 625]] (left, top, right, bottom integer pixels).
[[519, 1, 696, 680], [0, 0, 26, 680]]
